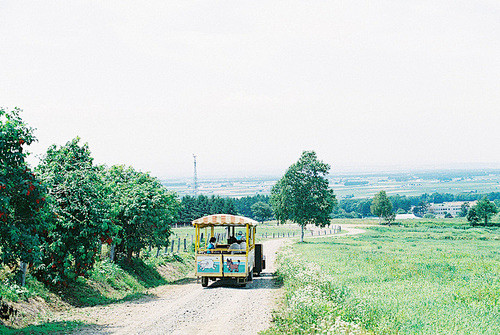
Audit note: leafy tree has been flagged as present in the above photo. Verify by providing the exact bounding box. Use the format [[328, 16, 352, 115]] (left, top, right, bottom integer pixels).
[[458, 202, 470, 217], [233, 194, 270, 219], [103, 165, 179, 262], [270, 178, 292, 225], [35, 138, 111, 285], [371, 191, 393, 224], [473, 197, 497, 226], [412, 201, 429, 217], [0, 108, 46, 277], [251, 201, 273, 223], [270, 151, 337, 242], [222, 197, 237, 215], [466, 207, 480, 226]]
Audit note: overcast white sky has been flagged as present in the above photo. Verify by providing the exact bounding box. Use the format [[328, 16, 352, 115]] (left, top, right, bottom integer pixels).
[[1, 1, 499, 179]]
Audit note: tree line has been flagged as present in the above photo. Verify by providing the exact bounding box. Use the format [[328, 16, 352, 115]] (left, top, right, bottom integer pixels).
[[335, 191, 500, 219], [1, 108, 178, 286]]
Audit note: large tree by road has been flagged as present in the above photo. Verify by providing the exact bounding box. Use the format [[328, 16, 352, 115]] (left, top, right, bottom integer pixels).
[[0, 108, 46, 274], [103, 165, 179, 262], [270, 151, 336, 242]]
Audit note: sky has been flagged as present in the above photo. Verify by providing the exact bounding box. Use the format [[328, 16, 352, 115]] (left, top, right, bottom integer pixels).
[[1, 1, 499, 179]]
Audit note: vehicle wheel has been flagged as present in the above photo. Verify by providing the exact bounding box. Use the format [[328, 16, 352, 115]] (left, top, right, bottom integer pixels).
[[201, 277, 208, 287]]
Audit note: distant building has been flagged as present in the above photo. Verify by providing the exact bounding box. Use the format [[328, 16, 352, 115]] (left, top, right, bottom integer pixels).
[[395, 213, 419, 220], [428, 201, 476, 217]]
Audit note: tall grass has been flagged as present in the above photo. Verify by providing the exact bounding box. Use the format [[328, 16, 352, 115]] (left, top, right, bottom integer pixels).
[[266, 226, 500, 334]]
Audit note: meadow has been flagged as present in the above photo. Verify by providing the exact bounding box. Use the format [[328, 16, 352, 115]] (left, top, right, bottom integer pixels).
[[266, 223, 500, 334]]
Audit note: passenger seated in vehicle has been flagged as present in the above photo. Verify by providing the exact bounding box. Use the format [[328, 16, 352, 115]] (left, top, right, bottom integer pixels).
[[207, 237, 216, 253], [228, 241, 240, 252], [236, 231, 244, 241]]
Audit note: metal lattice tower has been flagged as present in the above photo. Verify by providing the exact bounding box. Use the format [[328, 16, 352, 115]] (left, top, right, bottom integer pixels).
[[193, 154, 198, 196]]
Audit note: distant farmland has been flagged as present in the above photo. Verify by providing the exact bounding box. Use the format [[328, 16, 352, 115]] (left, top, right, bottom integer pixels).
[[162, 169, 500, 199]]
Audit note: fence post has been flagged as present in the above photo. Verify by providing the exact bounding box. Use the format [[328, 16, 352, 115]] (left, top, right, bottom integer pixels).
[[110, 244, 115, 262], [171, 239, 174, 253], [177, 237, 181, 252], [273, 233, 275, 238], [21, 262, 27, 287], [184, 238, 187, 252]]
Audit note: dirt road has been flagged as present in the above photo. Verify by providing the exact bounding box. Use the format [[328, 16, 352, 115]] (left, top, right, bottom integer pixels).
[[64, 225, 364, 335]]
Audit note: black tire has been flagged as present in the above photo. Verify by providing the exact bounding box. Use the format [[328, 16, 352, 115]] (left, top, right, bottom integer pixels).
[[201, 277, 208, 287]]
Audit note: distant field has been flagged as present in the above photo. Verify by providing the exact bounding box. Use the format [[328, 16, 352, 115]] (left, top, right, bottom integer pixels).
[[164, 170, 500, 199], [267, 224, 500, 334]]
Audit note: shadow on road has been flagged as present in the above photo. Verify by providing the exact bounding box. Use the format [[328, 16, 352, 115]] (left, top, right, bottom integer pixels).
[[202, 271, 282, 290]]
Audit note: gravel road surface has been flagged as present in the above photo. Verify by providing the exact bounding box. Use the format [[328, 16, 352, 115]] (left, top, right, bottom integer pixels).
[[62, 225, 364, 335]]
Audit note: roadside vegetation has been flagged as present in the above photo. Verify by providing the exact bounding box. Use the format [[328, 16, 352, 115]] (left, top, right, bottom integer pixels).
[[267, 222, 500, 334], [0, 250, 193, 332]]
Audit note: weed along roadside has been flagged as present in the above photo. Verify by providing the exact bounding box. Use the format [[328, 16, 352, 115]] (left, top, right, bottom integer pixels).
[[265, 223, 500, 335]]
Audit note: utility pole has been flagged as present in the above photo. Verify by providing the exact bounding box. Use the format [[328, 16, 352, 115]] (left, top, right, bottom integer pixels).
[[193, 154, 198, 196]]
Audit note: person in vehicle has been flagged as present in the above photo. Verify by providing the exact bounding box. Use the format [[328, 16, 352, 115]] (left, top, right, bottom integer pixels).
[[236, 231, 244, 241], [207, 237, 216, 253]]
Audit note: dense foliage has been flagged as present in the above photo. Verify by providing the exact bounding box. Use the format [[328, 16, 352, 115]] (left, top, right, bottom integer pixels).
[[35, 138, 112, 285], [1, 110, 182, 288], [103, 165, 179, 261], [178, 195, 237, 223], [233, 194, 271, 219], [0, 108, 45, 271], [250, 201, 273, 223], [467, 197, 497, 226]]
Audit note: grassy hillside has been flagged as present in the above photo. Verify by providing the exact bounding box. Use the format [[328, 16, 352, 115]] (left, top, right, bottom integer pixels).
[[0, 251, 194, 333], [267, 224, 500, 334]]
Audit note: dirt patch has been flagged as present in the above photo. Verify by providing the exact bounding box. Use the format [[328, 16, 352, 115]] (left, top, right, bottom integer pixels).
[[2, 294, 70, 328]]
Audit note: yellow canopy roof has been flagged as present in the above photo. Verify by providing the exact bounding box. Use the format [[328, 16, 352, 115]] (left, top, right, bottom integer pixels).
[[192, 214, 258, 227]]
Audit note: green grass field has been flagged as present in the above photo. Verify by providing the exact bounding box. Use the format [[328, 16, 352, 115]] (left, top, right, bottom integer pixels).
[[266, 224, 500, 334]]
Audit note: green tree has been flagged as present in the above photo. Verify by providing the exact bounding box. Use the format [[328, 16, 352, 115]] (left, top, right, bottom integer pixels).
[[270, 178, 291, 225], [371, 191, 393, 224], [251, 201, 273, 223], [412, 201, 429, 217], [103, 165, 179, 262], [474, 197, 497, 226], [270, 151, 337, 242], [458, 202, 470, 217], [35, 138, 111, 285], [0, 108, 46, 277], [466, 206, 479, 226]]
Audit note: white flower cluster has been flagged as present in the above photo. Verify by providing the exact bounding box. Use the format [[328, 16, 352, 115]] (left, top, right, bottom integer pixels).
[[274, 247, 366, 334]]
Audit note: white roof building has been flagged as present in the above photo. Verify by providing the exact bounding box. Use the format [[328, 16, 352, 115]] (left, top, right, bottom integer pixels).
[[428, 201, 476, 217]]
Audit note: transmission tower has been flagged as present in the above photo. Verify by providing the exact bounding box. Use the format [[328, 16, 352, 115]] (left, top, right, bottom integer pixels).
[[193, 154, 198, 196]]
